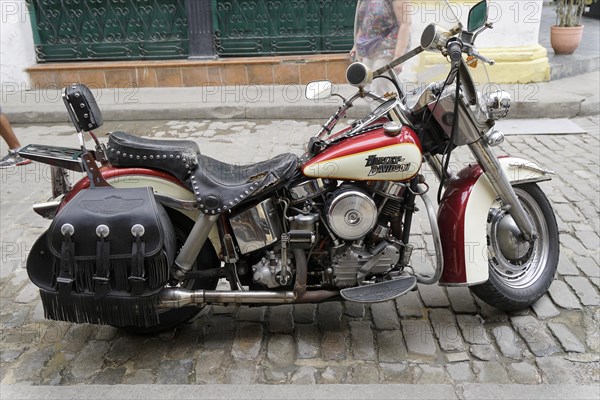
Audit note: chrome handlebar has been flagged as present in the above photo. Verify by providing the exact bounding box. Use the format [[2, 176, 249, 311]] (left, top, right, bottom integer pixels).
[[469, 47, 495, 65], [345, 22, 494, 91]]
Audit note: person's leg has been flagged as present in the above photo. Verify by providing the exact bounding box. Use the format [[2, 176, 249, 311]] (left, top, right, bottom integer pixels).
[[0, 113, 21, 150], [0, 113, 30, 168]]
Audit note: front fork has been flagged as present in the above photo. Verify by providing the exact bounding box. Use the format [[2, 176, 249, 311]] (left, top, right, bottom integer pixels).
[[468, 139, 537, 241], [427, 139, 537, 241]]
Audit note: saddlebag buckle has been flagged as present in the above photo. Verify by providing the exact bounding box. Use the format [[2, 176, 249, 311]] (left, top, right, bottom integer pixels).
[[92, 276, 110, 298], [56, 276, 75, 300], [128, 276, 147, 295]]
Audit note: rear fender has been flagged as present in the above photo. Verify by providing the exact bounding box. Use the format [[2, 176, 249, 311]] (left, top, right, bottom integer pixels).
[[438, 157, 553, 286], [63, 167, 222, 255]]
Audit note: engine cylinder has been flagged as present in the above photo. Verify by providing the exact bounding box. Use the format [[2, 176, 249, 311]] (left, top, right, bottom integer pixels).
[[326, 188, 377, 241]]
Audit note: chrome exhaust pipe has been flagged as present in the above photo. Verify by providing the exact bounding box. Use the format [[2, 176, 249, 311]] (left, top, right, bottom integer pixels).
[[33, 199, 61, 219], [158, 288, 339, 308], [158, 288, 297, 308], [159, 288, 206, 308]]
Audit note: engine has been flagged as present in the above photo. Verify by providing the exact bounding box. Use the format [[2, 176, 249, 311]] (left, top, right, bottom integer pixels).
[[229, 179, 410, 290], [327, 182, 410, 286], [291, 179, 408, 287]]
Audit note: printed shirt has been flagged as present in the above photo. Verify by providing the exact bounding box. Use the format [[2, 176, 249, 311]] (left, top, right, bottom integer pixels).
[[355, 0, 399, 59]]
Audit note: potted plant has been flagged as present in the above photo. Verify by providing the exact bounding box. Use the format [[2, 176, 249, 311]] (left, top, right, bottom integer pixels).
[[551, 0, 592, 54]]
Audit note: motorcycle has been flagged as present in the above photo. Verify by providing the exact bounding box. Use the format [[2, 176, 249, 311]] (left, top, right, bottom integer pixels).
[[21, 0, 558, 333]]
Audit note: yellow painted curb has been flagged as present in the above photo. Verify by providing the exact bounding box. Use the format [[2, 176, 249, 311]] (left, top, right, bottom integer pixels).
[[415, 45, 550, 84]]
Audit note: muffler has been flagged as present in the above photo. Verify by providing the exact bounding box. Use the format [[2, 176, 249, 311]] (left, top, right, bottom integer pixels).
[[158, 288, 296, 308], [158, 288, 338, 308]]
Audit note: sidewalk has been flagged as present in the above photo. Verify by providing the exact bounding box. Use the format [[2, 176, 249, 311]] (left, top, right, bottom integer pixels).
[[2, 383, 599, 400], [1, 71, 598, 124], [2, 3, 598, 125]]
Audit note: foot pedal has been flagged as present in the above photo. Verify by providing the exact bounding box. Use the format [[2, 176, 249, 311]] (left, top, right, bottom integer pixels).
[[340, 276, 417, 303]]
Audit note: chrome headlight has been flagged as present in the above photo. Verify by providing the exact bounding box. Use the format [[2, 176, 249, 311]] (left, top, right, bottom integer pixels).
[[485, 90, 511, 120]]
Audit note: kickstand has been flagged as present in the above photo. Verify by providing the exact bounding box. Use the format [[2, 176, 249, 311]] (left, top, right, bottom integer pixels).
[[222, 232, 243, 291], [225, 263, 244, 291]]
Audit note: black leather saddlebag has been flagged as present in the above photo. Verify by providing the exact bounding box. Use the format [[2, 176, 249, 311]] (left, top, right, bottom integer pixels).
[[27, 187, 176, 327]]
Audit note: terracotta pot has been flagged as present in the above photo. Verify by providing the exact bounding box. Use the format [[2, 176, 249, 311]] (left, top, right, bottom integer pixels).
[[550, 25, 584, 55]]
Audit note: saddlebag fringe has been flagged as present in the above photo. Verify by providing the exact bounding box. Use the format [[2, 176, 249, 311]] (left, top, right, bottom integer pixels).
[[39, 289, 160, 327]]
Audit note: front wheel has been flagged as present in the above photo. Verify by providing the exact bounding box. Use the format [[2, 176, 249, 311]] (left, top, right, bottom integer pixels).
[[470, 183, 559, 311]]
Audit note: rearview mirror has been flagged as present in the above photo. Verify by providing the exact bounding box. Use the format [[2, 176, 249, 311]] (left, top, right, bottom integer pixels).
[[467, 0, 487, 32], [305, 80, 333, 100]]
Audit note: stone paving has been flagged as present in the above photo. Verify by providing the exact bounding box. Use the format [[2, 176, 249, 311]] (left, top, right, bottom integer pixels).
[[0, 115, 598, 387]]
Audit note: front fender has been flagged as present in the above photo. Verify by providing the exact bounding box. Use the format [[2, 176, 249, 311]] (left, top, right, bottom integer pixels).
[[438, 157, 553, 286]]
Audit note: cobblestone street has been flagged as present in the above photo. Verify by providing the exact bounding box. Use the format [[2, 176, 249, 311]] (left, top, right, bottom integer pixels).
[[0, 116, 598, 389]]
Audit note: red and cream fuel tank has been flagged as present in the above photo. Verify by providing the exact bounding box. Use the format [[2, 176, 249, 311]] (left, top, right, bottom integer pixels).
[[302, 123, 422, 181]]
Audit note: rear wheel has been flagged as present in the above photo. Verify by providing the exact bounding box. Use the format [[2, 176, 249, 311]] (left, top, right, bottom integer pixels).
[[470, 183, 559, 311], [122, 208, 219, 334]]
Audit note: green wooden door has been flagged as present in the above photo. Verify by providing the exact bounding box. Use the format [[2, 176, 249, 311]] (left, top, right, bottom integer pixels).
[[27, 0, 189, 62], [213, 0, 357, 56]]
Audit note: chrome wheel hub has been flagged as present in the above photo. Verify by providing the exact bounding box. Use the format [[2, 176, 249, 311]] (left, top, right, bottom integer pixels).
[[490, 210, 531, 262], [487, 189, 550, 289]]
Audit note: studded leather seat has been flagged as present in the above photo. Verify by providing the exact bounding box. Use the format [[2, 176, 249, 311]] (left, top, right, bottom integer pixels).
[[107, 131, 199, 181], [192, 152, 298, 214], [106, 131, 299, 214]]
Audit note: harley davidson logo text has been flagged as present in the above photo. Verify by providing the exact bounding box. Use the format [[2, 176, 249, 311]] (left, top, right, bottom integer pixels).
[[365, 155, 411, 176]]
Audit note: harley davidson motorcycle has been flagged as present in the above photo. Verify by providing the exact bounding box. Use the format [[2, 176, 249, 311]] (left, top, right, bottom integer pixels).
[[21, 0, 559, 333]]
